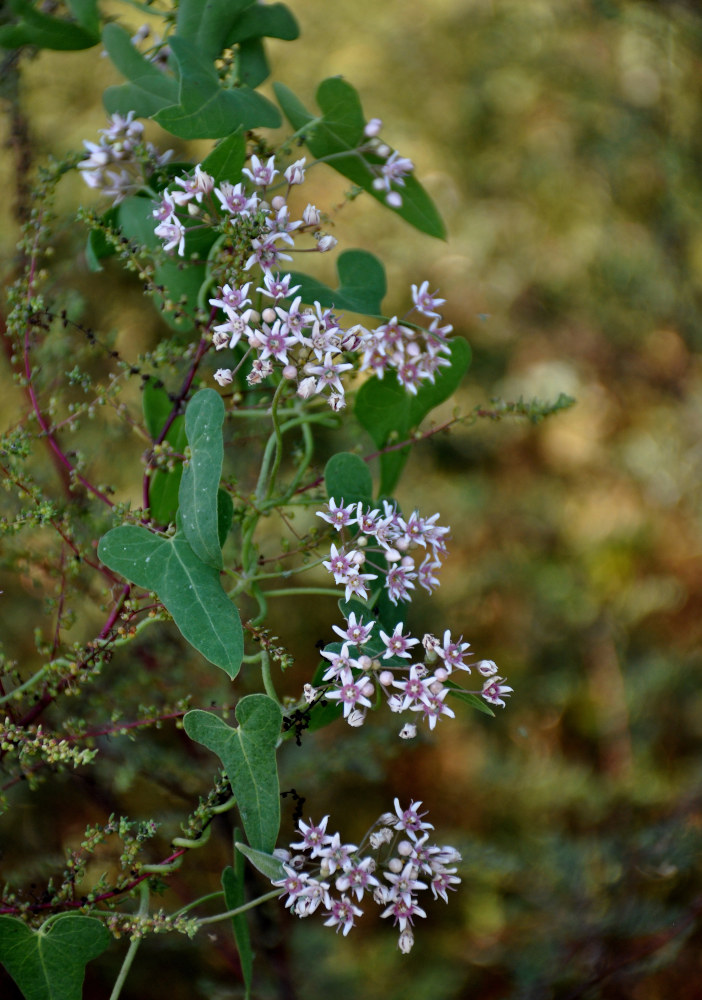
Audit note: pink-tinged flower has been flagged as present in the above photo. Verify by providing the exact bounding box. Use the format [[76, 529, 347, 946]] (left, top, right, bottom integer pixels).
[[154, 218, 186, 255], [290, 816, 333, 856], [335, 857, 380, 901], [477, 659, 498, 677], [323, 543, 355, 583], [380, 895, 426, 932], [383, 862, 427, 903], [209, 281, 251, 312], [256, 320, 296, 364], [364, 117, 383, 138], [242, 154, 278, 187], [214, 180, 258, 216], [316, 499, 357, 530], [392, 664, 430, 711], [258, 271, 301, 301], [318, 832, 358, 875], [173, 164, 214, 204], [342, 568, 377, 602], [244, 235, 293, 273], [429, 867, 461, 903], [411, 280, 446, 318], [327, 667, 373, 719], [323, 894, 363, 936], [152, 191, 176, 222], [212, 308, 256, 350], [320, 643, 357, 682], [436, 629, 471, 672], [379, 623, 419, 660], [305, 352, 353, 395], [481, 675, 513, 708], [413, 688, 455, 730], [380, 151, 414, 187], [392, 799, 434, 840], [246, 358, 273, 385], [272, 865, 311, 909], [417, 556, 441, 593], [386, 562, 416, 604], [284, 157, 306, 185], [332, 612, 375, 647]]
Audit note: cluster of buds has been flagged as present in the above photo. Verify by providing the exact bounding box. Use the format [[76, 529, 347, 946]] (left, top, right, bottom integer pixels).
[[272, 800, 461, 953], [78, 112, 172, 204]]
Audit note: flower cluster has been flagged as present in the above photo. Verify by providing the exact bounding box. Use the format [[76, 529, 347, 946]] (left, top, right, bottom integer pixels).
[[272, 800, 461, 953], [78, 112, 172, 204], [317, 499, 449, 605], [150, 149, 453, 407], [308, 611, 510, 733]]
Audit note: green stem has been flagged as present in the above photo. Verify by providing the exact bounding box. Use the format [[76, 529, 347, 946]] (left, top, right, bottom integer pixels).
[[264, 380, 288, 501], [108, 882, 150, 1000], [196, 888, 281, 926], [263, 587, 341, 598], [260, 648, 279, 703]]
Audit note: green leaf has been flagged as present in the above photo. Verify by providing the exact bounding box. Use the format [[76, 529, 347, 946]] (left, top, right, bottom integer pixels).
[[179, 389, 225, 569], [142, 379, 187, 524], [235, 842, 286, 882], [153, 36, 281, 139], [235, 38, 269, 89], [201, 131, 247, 185], [98, 524, 243, 677], [184, 697, 282, 852], [222, 846, 253, 999], [274, 79, 445, 239], [356, 337, 471, 494], [286, 249, 386, 317], [226, 3, 299, 45], [218, 488, 234, 548], [324, 452, 372, 507], [445, 681, 496, 718], [0, 0, 99, 50], [117, 195, 211, 332], [101, 24, 179, 117], [176, 0, 252, 62], [0, 914, 110, 1000], [66, 0, 99, 36]]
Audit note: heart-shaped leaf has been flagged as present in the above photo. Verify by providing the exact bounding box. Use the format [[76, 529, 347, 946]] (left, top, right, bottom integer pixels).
[[0, 914, 110, 1000], [98, 524, 243, 677], [153, 36, 281, 139], [184, 696, 282, 852], [286, 249, 386, 318]]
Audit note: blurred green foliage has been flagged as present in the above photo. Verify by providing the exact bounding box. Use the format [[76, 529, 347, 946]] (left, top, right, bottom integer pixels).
[[1, 0, 702, 998]]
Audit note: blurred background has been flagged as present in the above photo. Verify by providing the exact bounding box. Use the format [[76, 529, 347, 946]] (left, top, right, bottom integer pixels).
[[2, 0, 702, 997]]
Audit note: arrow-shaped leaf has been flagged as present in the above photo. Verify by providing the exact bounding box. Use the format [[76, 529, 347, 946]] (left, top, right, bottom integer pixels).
[[98, 523, 243, 677], [184, 696, 282, 852], [0, 915, 110, 1000]]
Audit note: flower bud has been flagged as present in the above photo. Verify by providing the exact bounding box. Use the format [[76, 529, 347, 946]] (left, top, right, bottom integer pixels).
[[271, 194, 287, 211], [213, 368, 233, 386], [315, 233, 338, 252], [262, 307, 276, 324]]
